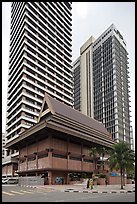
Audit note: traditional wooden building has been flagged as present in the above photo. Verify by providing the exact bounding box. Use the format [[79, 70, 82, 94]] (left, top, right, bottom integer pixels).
[[5, 93, 115, 185]]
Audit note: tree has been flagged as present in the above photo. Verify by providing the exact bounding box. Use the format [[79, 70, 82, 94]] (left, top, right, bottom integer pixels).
[[90, 147, 98, 171], [97, 146, 108, 171], [108, 141, 135, 189]]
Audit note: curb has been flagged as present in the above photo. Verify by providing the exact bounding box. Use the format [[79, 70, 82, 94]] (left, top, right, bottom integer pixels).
[[64, 189, 135, 194], [20, 185, 37, 188]]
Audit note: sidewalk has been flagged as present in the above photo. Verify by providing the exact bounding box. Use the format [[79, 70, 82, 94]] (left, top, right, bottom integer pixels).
[[24, 183, 135, 194]]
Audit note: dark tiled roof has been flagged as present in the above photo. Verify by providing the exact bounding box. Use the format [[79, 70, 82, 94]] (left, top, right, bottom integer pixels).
[[47, 94, 110, 137]]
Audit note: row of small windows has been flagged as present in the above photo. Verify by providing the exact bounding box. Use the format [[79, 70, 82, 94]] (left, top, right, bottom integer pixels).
[[105, 120, 115, 128], [27, 25, 71, 60], [103, 49, 112, 56], [94, 97, 114, 106], [7, 103, 22, 121], [8, 86, 23, 106], [9, 36, 23, 71], [103, 59, 113, 67], [102, 29, 112, 40], [29, 6, 71, 48], [93, 33, 112, 51], [93, 52, 101, 60], [25, 96, 41, 107], [45, 2, 72, 29], [10, 3, 25, 38], [102, 43, 112, 51], [93, 39, 101, 48], [105, 113, 115, 121], [102, 36, 112, 45], [7, 120, 21, 135], [26, 51, 72, 80], [94, 110, 104, 117], [25, 113, 34, 119]]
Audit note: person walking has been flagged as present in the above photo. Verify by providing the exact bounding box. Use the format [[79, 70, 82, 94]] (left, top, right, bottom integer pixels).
[[87, 179, 89, 189], [89, 178, 93, 190], [105, 177, 108, 186]]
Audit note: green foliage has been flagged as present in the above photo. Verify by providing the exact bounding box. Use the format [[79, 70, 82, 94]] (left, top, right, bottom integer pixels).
[[90, 146, 109, 170], [90, 147, 98, 170], [94, 173, 100, 178], [97, 146, 108, 157], [127, 174, 134, 179], [81, 172, 88, 178], [98, 173, 106, 178], [94, 173, 106, 178], [90, 147, 98, 158], [108, 141, 135, 189], [108, 141, 135, 172]]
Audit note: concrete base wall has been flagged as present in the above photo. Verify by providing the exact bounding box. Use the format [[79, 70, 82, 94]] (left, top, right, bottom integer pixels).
[[18, 176, 44, 186]]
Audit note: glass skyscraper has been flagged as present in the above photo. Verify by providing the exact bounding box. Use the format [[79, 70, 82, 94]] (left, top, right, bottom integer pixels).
[[73, 24, 133, 148]]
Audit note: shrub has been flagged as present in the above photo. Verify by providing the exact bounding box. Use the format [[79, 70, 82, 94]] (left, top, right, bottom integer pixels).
[[99, 173, 106, 178]]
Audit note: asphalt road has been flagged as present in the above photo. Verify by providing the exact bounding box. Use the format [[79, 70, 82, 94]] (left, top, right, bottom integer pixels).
[[2, 185, 135, 202]]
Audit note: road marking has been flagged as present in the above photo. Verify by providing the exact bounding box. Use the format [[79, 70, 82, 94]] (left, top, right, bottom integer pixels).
[[10, 190, 24, 195], [34, 190, 47, 194], [2, 191, 14, 196], [20, 190, 34, 194]]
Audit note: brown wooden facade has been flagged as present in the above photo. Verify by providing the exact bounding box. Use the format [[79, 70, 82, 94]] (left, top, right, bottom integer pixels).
[[5, 93, 116, 184]]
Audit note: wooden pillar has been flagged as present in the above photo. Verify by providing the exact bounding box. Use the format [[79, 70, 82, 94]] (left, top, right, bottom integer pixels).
[[66, 137, 70, 184], [34, 153, 38, 170], [48, 135, 53, 168], [6, 165, 8, 177], [67, 137, 70, 170], [48, 150, 53, 169], [48, 171, 52, 185], [18, 158, 20, 172], [26, 144, 28, 170], [35, 138, 38, 170], [24, 156, 28, 171], [66, 172, 70, 184], [81, 142, 83, 171], [11, 163, 14, 177]]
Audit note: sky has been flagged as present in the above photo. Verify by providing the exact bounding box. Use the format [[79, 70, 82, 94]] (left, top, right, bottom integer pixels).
[[2, 2, 135, 147]]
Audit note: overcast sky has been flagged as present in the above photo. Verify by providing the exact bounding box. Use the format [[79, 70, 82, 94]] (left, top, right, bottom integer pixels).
[[2, 2, 135, 146]]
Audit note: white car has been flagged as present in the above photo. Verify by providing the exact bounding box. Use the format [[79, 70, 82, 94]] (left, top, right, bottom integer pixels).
[[2, 178, 9, 184], [2, 178, 18, 184]]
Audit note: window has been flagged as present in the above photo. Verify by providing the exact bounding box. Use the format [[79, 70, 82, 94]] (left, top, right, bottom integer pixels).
[[52, 153, 67, 159]]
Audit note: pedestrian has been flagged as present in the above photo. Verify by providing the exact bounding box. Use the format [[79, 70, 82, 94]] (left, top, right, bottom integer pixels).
[[61, 177, 64, 185], [89, 178, 93, 190], [87, 179, 89, 189], [105, 177, 108, 186]]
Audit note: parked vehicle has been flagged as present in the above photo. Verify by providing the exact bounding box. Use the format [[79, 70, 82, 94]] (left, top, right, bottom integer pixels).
[[2, 178, 9, 184], [2, 177, 18, 184]]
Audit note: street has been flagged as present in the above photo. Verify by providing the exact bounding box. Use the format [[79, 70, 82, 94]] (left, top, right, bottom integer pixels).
[[2, 185, 135, 202]]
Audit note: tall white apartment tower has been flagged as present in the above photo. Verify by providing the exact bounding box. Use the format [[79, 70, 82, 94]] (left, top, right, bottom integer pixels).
[[6, 2, 73, 154], [2, 133, 7, 160]]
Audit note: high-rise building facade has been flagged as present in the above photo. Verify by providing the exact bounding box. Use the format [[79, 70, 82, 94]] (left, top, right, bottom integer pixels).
[[73, 24, 133, 147], [2, 133, 7, 160], [93, 24, 131, 145], [73, 57, 81, 111], [6, 2, 73, 152], [73, 36, 95, 117]]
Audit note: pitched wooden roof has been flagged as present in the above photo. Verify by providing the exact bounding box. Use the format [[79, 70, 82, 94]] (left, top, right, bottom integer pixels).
[[38, 93, 110, 137], [6, 93, 115, 149]]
